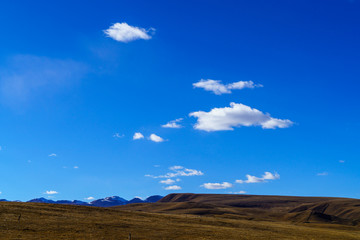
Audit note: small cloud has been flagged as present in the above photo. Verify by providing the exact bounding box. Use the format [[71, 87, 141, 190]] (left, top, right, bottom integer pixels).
[[317, 172, 328, 176], [169, 165, 184, 170], [262, 172, 280, 180], [48, 153, 57, 157], [234, 191, 247, 194], [164, 185, 181, 190], [133, 132, 144, 140], [162, 118, 183, 128], [160, 179, 175, 185], [149, 134, 165, 142], [146, 166, 204, 179], [236, 172, 280, 184], [190, 102, 293, 132], [113, 133, 124, 138], [104, 22, 154, 43], [45, 190, 58, 195], [0, 191, 2, 194], [85, 197, 95, 200], [74, 166, 79, 169], [154, 165, 160, 168], [201, 182, 233, 189], [339, 160, 345, 163], [193, 79, 262, 95]]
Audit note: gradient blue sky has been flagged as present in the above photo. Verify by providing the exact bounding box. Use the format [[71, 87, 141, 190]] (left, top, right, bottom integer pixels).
[[0, 0, 359, 201]]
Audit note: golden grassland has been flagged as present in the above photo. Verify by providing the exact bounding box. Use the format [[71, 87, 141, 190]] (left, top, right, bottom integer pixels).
[[0, 201, 360, 239]]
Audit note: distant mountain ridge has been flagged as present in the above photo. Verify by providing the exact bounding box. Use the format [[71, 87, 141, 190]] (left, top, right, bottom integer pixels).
[[2, 195, 163, 207]]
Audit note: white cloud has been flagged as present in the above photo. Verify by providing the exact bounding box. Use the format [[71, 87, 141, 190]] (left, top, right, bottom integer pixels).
[[48, 153, 57, 157], [164, 185, 182, 190], [160, 179, 175, 185], [45, 190, 58, 195], [85, 197, 95, 200], [113, 133, 124, 138], [201, 182, 233, 189], [236, 172, 280, 184], [169, 166, 184, 170], [233, 191, 247, 194], [339, 160, 345, 163], [146, 165, 204, 179], [133, 132, 144, 140], [228, 81, 263, 90], [262, 172, 280, 180], [236, 175, 263, 184], [162, 118, 183, 128], [190, 102, 293, 132], [193, 79, 262, 95], [104, 22, 154, 43], [317, 172, 328, 176], [149, 134, 165, 142], [74, 166, 79, 169]]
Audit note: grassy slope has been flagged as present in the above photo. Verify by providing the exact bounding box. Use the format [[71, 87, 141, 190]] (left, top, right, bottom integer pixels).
[[120, 194, 360, 225], [0, 201, 360, 239]]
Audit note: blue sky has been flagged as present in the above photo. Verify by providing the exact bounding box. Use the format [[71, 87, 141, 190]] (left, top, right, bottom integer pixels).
[[0, 0, 359, 201]]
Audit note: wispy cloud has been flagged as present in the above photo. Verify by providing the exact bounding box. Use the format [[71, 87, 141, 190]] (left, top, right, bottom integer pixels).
[[0, 55, 87, 107], [74, 166, 79, 169], [85, 197, 94, 200], [231, 191, 247, 194], [170, 166, 183, 170], [149, 134, 165, 142], [317, 172, 328, 176], [339, 160, 345, 163], [236, 172, 280, 184], [104, 22, 155, 43], [146, 165, 204, 179], [190, 102, 293, 131], [164, 185, 181, 190], [133, 132, 144, 140], [45, 190, 58, 195], [113, 133, 124, 138], [48, 153, 57, 157], [162, 118, 183, 128], [201, 182, 233, 189], [160, 179, 175, 185], [193, 79, 262, 95]]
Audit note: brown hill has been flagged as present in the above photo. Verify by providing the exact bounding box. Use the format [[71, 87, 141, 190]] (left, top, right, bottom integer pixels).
[[0, 196, 360, 239], [118, 193, 360, 226]]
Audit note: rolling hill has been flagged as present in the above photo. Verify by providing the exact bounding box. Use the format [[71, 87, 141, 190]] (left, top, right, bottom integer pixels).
[[118, 193, 360, 226], [0, 193, 359, 239]]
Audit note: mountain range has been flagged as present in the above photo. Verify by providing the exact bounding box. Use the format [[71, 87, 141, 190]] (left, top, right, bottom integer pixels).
[[0, 195, 163, 207]]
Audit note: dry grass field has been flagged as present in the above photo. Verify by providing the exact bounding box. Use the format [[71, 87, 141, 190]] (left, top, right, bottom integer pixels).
[[0, 194, 360, 239]]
